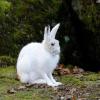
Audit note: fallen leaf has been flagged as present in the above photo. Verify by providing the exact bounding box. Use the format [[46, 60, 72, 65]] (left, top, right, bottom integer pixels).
[[60, 68, 71, 75], [15, 74, 19, 81], [56, 64, 71, 75], [57, 64, 65, 69], [72, 95, 77, 100], [73, 66, 84, 74], [73, 66, 79, 74]]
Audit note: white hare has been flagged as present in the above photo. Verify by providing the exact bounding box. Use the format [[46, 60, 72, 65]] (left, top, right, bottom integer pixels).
[[16, 23, 62, 87]]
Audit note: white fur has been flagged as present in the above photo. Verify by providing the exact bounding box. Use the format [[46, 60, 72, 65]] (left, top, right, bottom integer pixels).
[[16, 23, 62, 87]]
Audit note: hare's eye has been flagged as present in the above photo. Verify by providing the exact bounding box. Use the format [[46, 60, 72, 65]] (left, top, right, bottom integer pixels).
[[51, 43, 55, 46]]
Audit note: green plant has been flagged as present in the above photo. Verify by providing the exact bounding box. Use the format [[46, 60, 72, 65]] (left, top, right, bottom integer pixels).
[[0, 56, 16, 67]]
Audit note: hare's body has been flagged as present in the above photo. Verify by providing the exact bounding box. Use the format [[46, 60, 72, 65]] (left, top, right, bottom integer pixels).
[[16, 23, 62, 87]]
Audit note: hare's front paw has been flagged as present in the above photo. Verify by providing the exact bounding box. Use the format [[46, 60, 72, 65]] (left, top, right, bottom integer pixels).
[[55, 82, 63, 86], [48, 83, 59, 87], [48, 82, 62, 87]]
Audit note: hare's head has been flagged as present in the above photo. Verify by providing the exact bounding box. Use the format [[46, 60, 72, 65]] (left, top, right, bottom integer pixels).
[[42, 23, 60, 55]]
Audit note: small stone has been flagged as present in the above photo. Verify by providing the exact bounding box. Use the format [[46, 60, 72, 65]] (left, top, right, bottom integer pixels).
[[60, 96, 65, 100], [17, 85, 26, 90], [7, 88, 16, 94]]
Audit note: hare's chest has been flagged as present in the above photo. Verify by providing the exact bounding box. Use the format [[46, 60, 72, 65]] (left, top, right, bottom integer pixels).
[[42, 54, 59, 73]]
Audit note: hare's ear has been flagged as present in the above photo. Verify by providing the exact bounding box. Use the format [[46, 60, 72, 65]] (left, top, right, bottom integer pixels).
[[50, 23, 60, 39], [44, 25, 50, 40]]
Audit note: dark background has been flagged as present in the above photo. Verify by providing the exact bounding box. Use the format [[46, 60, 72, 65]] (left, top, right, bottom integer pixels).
[[0, 0, 100, 71]]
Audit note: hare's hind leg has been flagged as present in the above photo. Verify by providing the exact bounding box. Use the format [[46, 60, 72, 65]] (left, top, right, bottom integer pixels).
[[17, 56, 32, 84], [19, 73, 29, 84], [29, 72, 46, 84]]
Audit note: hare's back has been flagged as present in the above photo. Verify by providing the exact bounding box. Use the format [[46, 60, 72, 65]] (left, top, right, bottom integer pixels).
[[20, 42, 44, 56]]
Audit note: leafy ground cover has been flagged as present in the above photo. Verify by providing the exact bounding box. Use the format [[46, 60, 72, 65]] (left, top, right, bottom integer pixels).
[[0, 66, 100, 100]]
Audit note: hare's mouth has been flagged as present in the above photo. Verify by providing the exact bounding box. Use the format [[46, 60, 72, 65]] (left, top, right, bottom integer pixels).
[[51, 50, 60, 56]]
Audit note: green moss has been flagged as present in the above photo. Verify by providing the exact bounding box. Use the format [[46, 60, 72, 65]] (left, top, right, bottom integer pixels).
[[59, 75, 83, 86], [83, 73, 99, 81]]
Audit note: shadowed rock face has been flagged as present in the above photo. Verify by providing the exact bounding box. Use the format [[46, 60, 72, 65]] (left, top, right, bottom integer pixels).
[[57, 0, 100, 71]]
